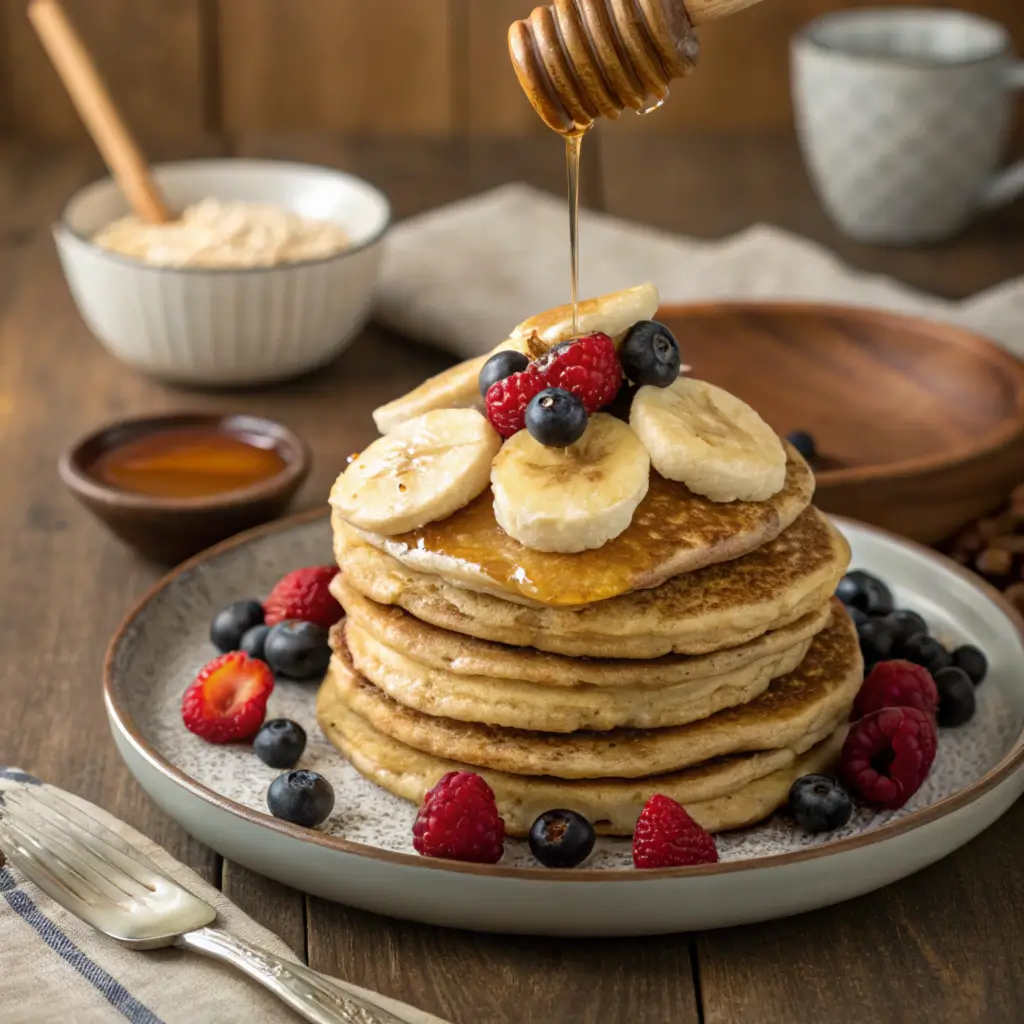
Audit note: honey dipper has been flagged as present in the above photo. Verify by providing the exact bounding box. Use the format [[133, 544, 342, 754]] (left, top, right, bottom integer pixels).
[[509, 0, 766, 133]]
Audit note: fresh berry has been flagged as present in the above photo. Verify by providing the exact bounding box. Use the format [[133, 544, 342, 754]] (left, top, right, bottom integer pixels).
[[618, 321, 681, 388], [836, 570, 894, 616], [901, 634, 952, 675], [856, 617, 895, 669], [525, 387, 588, 447], [182, 652, 274, 743], [605, 382, 638, 422], [788, 775, 853, 832], [846, 605, 869, 629], [839, 706, 937, 809], [632, 795, 718, 869], [853, 660, 939, 719], [934, 667, 977, 727], [239, 624, 270, 661], [786, 430, 817, 461], [412, 771, 505, 863], [884, 609, 929, 650], [263, 566, 342, 629], [534, 332, 622, 411], [267, 770, 334, 827], [486, 369, 547, 438], [528, 809, 596, 868], [264, 621, 331, 680], [210, 599, 265, 652], [253, 718, 307, 769], [952, 644, 988, 686], [478, 350, 529, 397]]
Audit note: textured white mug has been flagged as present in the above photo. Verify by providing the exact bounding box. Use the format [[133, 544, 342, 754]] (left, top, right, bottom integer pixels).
[[792, 8, 1024, 244]]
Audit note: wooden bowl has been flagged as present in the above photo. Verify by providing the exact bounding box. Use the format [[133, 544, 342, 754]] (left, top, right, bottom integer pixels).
[[657, 302, 1024, 544], [58, 413, 311, 564]]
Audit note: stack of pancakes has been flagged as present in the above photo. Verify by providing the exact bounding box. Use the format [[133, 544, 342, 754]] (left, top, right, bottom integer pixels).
[[317, 448, 860, 837]]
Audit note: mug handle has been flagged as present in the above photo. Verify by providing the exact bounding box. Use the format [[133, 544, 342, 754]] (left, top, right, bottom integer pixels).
[[980, 63, 1024, 209]]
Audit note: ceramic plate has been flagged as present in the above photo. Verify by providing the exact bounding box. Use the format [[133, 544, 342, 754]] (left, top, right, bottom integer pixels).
[[105, 511, 1024, 936]]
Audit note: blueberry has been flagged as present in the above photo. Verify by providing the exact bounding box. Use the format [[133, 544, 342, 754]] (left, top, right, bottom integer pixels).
[[240, 624, 271, 661], [901, 633, 952, 676], [528, 809, 596, 868], [525, 388, 587, 447], [254, 719, 307, 769], [604, 382, 638, 422], [952, 644, 988, 686], [788, 775, 853, 833], [857, 617, 895, 669], [836, 570, 894, 616], [264, 621, 330, 680], [934, 667, 976, 727], [884, 609, 929, 650], [478, 350, 529, 397], [618, 321, 681, 387], [210, 599, 265, 652], [786, 430, 817, 460], [846, 605, 869, 629], [267, 770, 334, 827]]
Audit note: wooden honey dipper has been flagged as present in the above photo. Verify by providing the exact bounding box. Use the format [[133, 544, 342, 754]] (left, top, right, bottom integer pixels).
[[509, 0, 765, 133]]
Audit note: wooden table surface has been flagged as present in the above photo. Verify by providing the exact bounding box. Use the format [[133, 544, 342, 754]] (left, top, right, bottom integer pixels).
[[2, 132, 1024, 1024]]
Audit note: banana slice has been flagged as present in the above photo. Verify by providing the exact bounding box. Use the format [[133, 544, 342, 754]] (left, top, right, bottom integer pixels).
[[630, 378, 786, 503], [491, 413, 650, 553], [372, 283, 660, 434], [331, 408, 501, 535]]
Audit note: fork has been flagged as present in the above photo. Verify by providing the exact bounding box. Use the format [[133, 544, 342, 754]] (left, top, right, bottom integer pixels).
[[0, 784, 443, 1024]]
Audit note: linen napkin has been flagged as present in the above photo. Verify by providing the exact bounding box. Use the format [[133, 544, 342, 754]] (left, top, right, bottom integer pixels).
[[376, 183, 1024, 358], [0, 768, 442, 1024]]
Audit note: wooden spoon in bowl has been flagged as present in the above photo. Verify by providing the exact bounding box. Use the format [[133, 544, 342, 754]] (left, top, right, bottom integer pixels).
[[28, 0, 171, 224]]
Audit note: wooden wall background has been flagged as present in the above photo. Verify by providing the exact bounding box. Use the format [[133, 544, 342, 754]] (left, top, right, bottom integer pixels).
[[1, 0, 1023, 140]]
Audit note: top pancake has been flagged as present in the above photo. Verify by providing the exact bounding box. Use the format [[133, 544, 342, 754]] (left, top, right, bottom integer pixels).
[[341, 446, 814, 608], [334, 506, 851, 659]]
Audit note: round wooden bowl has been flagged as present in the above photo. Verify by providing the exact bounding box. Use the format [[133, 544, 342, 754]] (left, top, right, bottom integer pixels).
[[656, 302, 1024, 544]]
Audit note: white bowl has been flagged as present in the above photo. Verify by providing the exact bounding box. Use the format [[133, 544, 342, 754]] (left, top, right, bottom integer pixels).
[[54, 159, 391, 387]]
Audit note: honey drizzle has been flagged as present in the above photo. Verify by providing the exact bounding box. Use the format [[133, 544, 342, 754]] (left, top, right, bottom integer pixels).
[[565, 129, 587, 338]]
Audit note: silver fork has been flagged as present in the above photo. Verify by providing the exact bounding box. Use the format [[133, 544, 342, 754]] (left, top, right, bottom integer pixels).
[[0, 784, 440, 1024]]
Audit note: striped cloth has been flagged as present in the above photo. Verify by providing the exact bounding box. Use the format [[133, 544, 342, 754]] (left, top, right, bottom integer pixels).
[[0, 769, 437, 1024]]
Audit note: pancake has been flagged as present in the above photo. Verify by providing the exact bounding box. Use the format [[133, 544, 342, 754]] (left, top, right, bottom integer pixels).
[[334, 506, 851, 659], [325, 610, 860, 778], [316, 676, 848, 836], [337, 579, 833, 687], [337, 615, 821, 732], [339, 446, 814, 609]]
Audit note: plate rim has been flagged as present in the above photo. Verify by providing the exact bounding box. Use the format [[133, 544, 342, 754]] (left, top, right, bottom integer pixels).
[[104, 506, 1024, 883], [657, 300, 1024, 487]]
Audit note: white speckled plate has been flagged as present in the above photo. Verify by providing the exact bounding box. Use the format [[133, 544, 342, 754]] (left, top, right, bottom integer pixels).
[[105, 510, 1024, 936]]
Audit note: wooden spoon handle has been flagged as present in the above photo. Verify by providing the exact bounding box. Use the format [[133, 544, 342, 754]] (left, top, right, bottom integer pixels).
[[685, 0, 763, 25], [28, 0, 170, 224]]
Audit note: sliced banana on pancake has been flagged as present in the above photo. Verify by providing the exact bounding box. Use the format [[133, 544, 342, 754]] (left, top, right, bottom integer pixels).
[[491, 412, 650, 553], [330, 408, 500, 535], [372, 284, 659, 434], [630, 378, 787, 503]]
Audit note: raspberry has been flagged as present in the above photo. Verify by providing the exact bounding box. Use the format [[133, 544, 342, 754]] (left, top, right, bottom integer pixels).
[[839, 706, 937, 809], [264, 566, 342, 629], [535, 333, 622, 413], [182, 652, 274, 743], [485, 370, 547, 439], [853, 660, 939, 719], [632, 794, 718, 869], [484, 333, 622, 439], [412, 771, 505, 863]]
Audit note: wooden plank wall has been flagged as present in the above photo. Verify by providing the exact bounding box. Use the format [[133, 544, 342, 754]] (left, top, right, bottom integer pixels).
[[1, 0, 1023, 140]]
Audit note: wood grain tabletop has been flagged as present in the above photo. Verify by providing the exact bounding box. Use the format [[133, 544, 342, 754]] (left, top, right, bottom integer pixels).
[[2, 131, 1024, 1024]]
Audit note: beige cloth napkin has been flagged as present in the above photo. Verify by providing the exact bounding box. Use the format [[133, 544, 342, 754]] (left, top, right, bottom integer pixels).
[[376, 183, 1024, 358], [0, 768, 441, 1024]]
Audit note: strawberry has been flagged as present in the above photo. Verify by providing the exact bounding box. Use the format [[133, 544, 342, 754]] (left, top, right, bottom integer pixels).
[[263, 566, 342, 629], [182, 652, 274, 743]]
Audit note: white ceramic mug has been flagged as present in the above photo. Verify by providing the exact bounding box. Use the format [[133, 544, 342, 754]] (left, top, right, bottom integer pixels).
[[791, 8, 1024, 245]]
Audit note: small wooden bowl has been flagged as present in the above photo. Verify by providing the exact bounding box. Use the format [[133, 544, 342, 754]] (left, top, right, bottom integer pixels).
[[657, 302, 1024, 543], [59, 413, 311, 564]]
